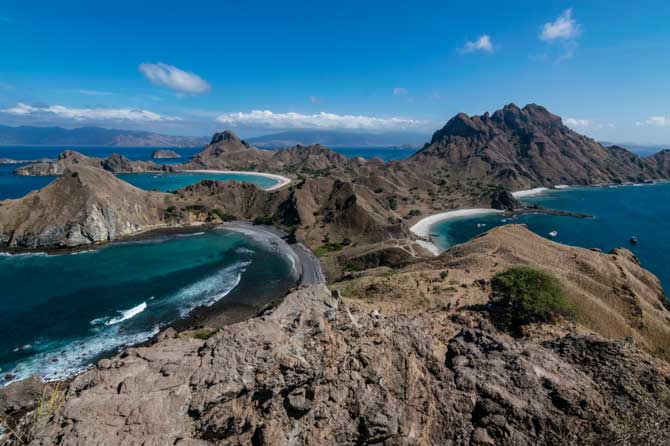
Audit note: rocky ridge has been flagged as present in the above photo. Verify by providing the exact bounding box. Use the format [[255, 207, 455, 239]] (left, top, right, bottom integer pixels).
[[408, 103, 670, 190], [13, 150, 169, 176]]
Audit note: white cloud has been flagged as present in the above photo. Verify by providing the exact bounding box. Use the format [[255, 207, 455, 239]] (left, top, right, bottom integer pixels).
[[565, 118, 592, 127], [308, 95, 321, 104], [644, 116, 670, 127], [541, 9, 580, 41], [215, 110, 423, 131], [463, 35, 493, 53], [77, 89, 116, 96], [393, 87, 408, 95], [1, 102, 180, 122], [565, 117, 615, 130], [138, 62, 211, 94]]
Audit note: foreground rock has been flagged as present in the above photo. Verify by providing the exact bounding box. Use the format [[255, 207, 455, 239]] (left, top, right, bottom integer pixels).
[[20, 275, 670, 445], [151, 149, 181, 159], [14, 150, 168, 176], [0, 166, 167, 248]]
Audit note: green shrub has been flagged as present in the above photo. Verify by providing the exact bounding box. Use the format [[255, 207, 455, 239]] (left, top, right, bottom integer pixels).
[[212, 208, 236, 222], [490, 266, 573, 330], [387, 196, 398, 210], [166, 205, 177, 213]]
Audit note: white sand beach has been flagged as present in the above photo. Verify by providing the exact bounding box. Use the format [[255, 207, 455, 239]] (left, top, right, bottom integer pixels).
[[184, 169, 292, 191], [410, 208, 504, 256]]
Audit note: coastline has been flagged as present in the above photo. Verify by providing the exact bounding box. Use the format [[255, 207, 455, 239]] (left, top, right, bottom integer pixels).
[[410, 208, 504, 256], [182, 169, 292, 191], [0, 222, 323, 387]]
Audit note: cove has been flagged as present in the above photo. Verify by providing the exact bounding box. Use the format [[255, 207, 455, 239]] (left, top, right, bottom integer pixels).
[[429, 183, 670, 292], [0, 228, 296, 385]]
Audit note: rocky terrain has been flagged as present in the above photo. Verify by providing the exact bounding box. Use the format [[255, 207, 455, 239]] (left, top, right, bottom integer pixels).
[[0, 166, 168, 248], [6, 226, 670, 445], [408, 103, 670, 190], [151, 149, 181, 159], [13, 150, 169, 176]]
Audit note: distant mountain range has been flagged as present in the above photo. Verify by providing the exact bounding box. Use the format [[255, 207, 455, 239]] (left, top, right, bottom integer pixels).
[[0, 125, 208, 147], [600, 142, 670, 157], [246, 130, 429, 148]]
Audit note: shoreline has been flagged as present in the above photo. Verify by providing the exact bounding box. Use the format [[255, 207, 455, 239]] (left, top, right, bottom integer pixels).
[[410, 209, 504, 256], [182, 169, 292, 191], [0, 222, 323, 387]]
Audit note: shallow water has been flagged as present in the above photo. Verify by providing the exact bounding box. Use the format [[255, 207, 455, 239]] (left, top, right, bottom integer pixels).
[[430, 183, 670, 292], [0, 229, 296, 384]]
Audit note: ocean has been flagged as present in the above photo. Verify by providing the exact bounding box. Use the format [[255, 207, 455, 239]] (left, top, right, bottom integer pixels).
[[0, 229, 296, 385], [430, 184, 670, 293]]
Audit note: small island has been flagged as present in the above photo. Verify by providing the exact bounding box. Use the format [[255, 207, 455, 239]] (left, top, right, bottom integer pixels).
[[151, 149, 181, 159]]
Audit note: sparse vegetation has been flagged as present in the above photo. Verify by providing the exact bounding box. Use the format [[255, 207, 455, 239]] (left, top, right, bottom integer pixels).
[[490, 266, 574, 331], [314, 242, 344, 257]]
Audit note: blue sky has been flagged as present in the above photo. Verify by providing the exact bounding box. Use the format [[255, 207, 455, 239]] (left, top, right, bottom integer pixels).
[[1, 0, 670, 143]]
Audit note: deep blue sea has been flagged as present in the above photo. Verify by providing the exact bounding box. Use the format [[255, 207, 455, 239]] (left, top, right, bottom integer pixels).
[[0, 229, 296, 384], [431, 184, 670, 293]]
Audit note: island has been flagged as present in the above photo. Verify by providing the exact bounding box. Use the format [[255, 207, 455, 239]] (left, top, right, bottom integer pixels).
[[151, 149, 181, 159]]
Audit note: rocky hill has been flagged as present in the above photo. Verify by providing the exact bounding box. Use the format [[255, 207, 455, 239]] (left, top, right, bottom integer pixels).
[[14, 150, 169, 176], [0, 166, 168, 248], [13, 226, 670, 445], [408, 103, 668, 190]]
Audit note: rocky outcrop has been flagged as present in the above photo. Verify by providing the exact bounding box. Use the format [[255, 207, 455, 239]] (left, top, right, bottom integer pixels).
[[0, 166, 167, 248], [151, 149, 181, 159], [489, 189, 521, 210], [21, 276, 670, 445], [14, 150, 167, 176], [186, 130, 273, 171], [408, 104, 666, 190]]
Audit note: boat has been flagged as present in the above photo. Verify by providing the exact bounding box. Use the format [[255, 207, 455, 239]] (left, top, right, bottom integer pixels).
[[629, 236, 639, 245], [476, 223, 487, 228], [548, 231, 558, 238]]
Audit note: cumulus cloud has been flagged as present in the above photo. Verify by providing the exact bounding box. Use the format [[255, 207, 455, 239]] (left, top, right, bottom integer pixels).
[[642, 116, 670, 127], [463, 35, 493, 53], [139, 63, 211, 94], [393, 87, 408, 95], [215, 110, 423, 131], [1, 102, 180, 122], [541, 9, 580, 41]]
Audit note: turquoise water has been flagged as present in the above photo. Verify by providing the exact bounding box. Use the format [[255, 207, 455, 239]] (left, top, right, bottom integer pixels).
[[0, 229, 296, 384], [431, 183, 670, 292], [117, 171, 278, 192]]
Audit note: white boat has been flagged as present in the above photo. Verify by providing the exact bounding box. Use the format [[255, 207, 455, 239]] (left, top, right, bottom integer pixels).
[[548, 231, 558, 238]]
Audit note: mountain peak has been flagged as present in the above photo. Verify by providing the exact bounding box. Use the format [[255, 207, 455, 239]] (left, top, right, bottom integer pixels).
[[210, 130, 246, 146]]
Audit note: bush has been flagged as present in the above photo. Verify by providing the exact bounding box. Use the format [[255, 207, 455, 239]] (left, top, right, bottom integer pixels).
[[212, 208, 236, 222], [490, 266, 573, 331], [387, 195, 398, 210]]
